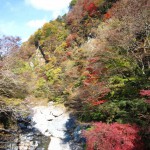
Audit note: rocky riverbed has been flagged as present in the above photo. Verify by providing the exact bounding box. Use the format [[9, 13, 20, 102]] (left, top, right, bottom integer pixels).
[[1, 101, 86, 150], [32, 102, 85, 150]]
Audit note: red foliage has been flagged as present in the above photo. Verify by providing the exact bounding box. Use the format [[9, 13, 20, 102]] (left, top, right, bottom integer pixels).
[[140, 90, 150, 97], [140, 90, 150, 104], [83, 72, 99, 85], [145, 100, 150, 104], [88, 57, 99, 63], [66, 51, 72, 57], [84, 67, 101, 85], [81, 65, 110, 106], [62, 56, 67, 61], [86, 67, 93, 72], [66, 0, 99, 26], [84, 2, 98, 16], [82, 78, 110, 106], [66, 33, 77, 47], [83, 122, 144, 150], [104, 12, 111, 20], [92, 100, 107, 106]]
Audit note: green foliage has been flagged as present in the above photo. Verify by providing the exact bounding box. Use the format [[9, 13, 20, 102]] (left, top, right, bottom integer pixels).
[[79, 99, 150, 126], [74, 76, 85, 88], [29, 20, 68, 49], [55, 42, 67, 53], [12, 60, 31, 74], [17, 0, 150, 149], [98, 0, 117, 14], [34, 78, 50, 98], [108, 76, 139, 98], [69, 0, 77, 9], [49, 95, 65, 103], [101, 99, 149, 125], [1, 0, 148, 148], [0, 97, 27, 129], [7, 1, 148, 148], [45, 67, 61, 84]]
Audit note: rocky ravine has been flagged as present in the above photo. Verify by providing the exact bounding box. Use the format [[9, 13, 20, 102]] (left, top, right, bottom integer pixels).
[[1, 101, 85, 150], [31, 102, 85, 150]]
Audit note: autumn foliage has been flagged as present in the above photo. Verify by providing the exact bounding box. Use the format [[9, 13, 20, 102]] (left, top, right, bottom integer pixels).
[[80, 61, 110, 106], [83, 122, 144, 150], [83, 1, 98, 16], [140, 90, 150, 103], [104, 11, 111, 20], [140, 90, 150, 97], [4, 0, 148, 149], [66, 33, 78, 47]]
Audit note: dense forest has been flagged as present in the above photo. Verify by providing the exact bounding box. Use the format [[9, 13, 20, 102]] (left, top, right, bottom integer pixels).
[[0, 0, 150, 149]]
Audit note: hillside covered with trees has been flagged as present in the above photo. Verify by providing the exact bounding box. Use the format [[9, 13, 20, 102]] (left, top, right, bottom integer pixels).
[[0, 0, 150, 149]]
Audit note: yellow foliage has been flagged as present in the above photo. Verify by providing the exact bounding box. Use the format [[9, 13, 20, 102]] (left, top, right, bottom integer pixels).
[[45, 67, 62, 84]]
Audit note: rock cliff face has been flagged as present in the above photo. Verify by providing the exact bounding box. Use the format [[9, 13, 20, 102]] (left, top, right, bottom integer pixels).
[[0, 116, 50, 150], [35, 48, 46, 66]]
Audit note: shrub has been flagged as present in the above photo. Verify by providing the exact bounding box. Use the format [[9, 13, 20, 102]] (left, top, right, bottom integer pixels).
[[0, 72, 28, 99], [83, 122, 144, 150], [34, 78, 50, 98], [140, 90, 150, 97], [45, 67, 61, 84], [69, 0, 77, 9]]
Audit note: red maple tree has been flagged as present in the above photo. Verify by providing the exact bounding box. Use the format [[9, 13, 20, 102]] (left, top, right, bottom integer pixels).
[[83, 122, 144, 150]]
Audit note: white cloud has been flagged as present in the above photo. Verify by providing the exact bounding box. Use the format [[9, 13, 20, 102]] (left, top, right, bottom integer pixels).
[[27, 19, 47, 28], [25, 0, 71, 11]]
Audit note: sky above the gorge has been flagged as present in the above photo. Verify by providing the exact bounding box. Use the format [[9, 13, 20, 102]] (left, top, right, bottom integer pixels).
[[0, 0, 71, 42]]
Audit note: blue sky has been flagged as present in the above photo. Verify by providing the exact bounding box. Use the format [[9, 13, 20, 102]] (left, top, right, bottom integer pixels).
[[0, 0, 71, 42]]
